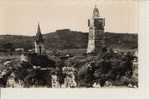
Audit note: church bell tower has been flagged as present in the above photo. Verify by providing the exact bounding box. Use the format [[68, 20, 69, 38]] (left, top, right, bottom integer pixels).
[[34, 24, 46, 55], [87, 5, 105, 54]]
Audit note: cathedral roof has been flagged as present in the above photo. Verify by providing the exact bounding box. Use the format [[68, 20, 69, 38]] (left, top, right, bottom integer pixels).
[[35, 24, 44, 43]]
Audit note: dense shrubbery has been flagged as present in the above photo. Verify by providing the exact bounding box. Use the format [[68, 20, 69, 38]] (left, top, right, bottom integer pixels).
[[0, 48, 138, 88]]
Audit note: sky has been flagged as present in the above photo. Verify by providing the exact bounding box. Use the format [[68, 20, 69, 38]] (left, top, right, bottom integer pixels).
[[0, 0, 139, 36]]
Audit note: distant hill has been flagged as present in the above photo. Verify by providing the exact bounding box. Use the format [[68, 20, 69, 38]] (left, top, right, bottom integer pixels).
[[0, 29, 138, 51], [104, 32, 138, 49], [43, 29, 88, 49], [0, 35, 34, 51]]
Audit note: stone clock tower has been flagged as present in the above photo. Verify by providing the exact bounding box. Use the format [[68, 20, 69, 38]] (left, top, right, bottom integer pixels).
[[87, 5, 105, 54]]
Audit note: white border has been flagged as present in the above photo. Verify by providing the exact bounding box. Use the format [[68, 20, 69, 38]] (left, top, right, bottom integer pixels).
[[1, 0, 149, 99]]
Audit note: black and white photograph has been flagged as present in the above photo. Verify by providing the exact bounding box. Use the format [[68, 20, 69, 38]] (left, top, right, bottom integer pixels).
[[0, 0, 138, 88]]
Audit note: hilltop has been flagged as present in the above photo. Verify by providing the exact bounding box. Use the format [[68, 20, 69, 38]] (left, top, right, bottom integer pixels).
[[0, 29, 138, 51]]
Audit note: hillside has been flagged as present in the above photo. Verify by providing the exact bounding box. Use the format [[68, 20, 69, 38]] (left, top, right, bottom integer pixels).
[[0, 35, 34, 51], [104, 32, 138, 49], [0, 30, 138, 51], [44, 29, 88, 49]]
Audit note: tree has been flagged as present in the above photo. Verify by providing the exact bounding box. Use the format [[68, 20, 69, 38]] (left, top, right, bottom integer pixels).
[[2, 43, 14, 54]]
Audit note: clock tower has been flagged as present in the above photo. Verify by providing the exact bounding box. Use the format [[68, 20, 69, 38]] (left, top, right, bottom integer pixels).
[[87, 5, 105, 54]]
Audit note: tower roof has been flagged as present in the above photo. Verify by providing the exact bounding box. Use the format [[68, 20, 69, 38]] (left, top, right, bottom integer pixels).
[[35, 24, 44, 43], [93, 5, 100, 17]]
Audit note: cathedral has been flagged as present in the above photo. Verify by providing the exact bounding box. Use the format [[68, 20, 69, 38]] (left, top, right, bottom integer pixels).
[[87, 5, 105, 54], [20, 24, 55, 68]]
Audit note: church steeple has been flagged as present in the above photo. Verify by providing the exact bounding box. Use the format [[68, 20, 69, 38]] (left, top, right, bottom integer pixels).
[[35, 23, 44, 43], [37, 23, 41, 34], [34, 23, 45, 55]]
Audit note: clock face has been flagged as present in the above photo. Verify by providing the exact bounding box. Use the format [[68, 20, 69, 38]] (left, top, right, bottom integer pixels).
[[94, 19, 104, 30], [94, 12, 99, 16]]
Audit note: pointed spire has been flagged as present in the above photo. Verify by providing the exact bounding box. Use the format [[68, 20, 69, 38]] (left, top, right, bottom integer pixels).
[[35, 23, 44, 43], [37, 23, 41, 33]]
